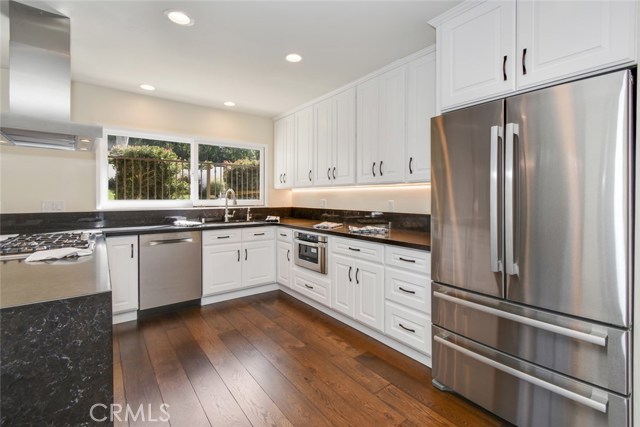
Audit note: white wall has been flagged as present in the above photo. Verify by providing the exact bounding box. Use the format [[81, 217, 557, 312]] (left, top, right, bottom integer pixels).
[[0, 79, 291, 213]]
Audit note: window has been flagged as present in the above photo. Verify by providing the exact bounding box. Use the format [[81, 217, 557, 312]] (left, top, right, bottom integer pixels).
[[98, 129, 265, 209]]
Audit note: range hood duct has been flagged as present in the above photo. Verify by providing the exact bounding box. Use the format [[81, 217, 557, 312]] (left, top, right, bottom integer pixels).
[[0, 1, 102, 151]]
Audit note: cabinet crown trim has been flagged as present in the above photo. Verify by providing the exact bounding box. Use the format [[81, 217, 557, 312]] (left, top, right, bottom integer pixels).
[[428, 0, 489, 28]]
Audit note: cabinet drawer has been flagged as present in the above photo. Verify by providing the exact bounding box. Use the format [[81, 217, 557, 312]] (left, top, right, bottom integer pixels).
[[242, 227, 275, 241], [332, 237, 383, 263], [276, 227, 293, 242], [203, 228, 242, 245], [385, 301, 431, 355], [293, 271, 331, 307], [385, 267, 430, 313], [385, 246, 430, 274]]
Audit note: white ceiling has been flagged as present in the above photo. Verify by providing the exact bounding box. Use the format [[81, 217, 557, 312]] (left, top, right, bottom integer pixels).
[[12, 1, 459, 117]]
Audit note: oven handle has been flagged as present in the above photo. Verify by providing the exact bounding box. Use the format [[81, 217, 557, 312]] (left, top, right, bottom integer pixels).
[[294, 239, 326, 249]]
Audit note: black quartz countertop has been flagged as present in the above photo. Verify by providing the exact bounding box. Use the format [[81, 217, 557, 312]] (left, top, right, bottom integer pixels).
[[0, 237, 112, 309]]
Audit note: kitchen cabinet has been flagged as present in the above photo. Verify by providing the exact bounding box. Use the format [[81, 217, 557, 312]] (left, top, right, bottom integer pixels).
[[276, 228, 293, 287], [293, 106, 314, 187], [274, 114, 294, 189], [406, 52, 436, 182], [106, 235, 138, 316], [384, 246, 431, 354], [293, 268, 331, 307], [331, 247, 384, 332], [431, 0, 637, 111], [202, 227, 275, 297], [314, 87, 357, 186], [357, 66, 406, 184]]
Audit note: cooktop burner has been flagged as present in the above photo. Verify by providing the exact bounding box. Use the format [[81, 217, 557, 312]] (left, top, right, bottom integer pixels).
[[0, 232, 93, 256]]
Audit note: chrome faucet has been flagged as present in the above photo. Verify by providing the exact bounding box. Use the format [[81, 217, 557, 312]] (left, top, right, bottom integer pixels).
[[224, 188, 237, 222]]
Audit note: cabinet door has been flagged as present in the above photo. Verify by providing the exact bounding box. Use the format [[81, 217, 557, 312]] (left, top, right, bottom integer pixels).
[[354, 260, 385, 332], [274, 118, 287, 189], [314, 97, 333, 186], [294, 106, 314, 187], [331, 254, 355, 317], [378, 66, 406, 184], [243, 240, 276, 287], [406, 53, 436, 182], [106, 236, 138, 314], [356, 77, 380, 184], [276, 241, 292, 288], [332, 87, 356, 185], [202, 243, 242, 296], [438, 0, 516, 110], [516, 0, 637, 90]]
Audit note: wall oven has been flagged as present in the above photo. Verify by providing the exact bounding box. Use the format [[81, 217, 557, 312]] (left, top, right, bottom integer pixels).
[[294, 231, 327, 274]]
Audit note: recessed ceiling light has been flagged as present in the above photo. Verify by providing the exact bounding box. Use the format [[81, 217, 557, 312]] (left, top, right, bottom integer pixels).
[[224, 101, 236, 107], [286, 53, 302, 63], [140, 84, 156, 91], [165, 10, 194, 26]]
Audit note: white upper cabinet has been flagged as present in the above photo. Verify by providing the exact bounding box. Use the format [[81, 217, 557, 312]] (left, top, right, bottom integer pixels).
[[516, 0, 637, 89], [293, 106, 314, 187], [435, 0, 516, 110], [314, 87, 357, 186], [406, 52, 436, 182], [357, 66, 406, 184], [274, 114, 294, 189], [431, 0, 637, 111]]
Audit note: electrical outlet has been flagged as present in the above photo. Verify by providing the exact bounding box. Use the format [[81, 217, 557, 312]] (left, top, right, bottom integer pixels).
[[388, 200, 395, 212], [41, 201, 65, 212], [320, 199, 327, 208]]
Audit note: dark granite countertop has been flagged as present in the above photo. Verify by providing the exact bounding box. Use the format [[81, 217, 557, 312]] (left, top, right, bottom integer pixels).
[[102, 218, 430, 251], [0, 237, 112, 309]]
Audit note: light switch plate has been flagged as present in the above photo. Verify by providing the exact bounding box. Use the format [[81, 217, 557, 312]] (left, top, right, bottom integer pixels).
[[320, 199, 327, 208], [388, 200, 395, 212], [41, 200, 65, 212]]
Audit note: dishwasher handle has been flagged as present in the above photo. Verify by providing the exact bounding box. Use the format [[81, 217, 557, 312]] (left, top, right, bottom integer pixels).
[[148, 238, 194, 246]]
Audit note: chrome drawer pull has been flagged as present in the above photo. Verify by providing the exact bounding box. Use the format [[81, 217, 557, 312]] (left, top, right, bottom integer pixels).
[[434, 335, 608, 413], [434, 291, 607, 347], [399, 287, 415, 295]]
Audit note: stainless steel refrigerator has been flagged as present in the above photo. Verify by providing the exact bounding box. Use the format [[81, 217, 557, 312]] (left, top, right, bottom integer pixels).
[[430, 69, 634, 427]]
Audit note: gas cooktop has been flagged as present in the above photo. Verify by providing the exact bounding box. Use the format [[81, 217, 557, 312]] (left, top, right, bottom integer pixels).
[[0, 231, 95, 258]]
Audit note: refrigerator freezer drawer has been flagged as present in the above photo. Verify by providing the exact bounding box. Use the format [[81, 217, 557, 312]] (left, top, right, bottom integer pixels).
[[432, 283, 630, 395], [432, 326, 630, 427]]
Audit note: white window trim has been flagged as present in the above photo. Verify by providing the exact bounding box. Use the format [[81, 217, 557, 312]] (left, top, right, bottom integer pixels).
[[97, 128, 267, 210]]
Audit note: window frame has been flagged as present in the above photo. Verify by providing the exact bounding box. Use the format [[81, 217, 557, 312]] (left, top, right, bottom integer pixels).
[[97, 128, 266, 210]]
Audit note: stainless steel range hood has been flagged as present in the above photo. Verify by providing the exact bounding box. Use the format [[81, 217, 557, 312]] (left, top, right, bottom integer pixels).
[[0, 1, 102, 151]]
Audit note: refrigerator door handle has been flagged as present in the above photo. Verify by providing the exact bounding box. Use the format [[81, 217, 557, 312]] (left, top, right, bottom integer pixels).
[[490, 125, 503, 273], [505, 122, 519, 276], [433, 335, 609, 413], [433, 291, 608, 347]]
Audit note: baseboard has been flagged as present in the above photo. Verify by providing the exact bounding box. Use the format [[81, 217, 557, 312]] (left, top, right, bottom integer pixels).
[[278, 285, 432, 367], [201, 283, 280, 306], [113, 310, 137, 325]]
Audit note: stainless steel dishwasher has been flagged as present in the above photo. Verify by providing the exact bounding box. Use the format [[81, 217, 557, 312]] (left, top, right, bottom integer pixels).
[[139, 231, 201, 310]]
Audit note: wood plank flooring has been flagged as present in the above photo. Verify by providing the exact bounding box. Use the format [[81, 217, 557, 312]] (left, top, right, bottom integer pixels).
[[113, 291, 510, 427]]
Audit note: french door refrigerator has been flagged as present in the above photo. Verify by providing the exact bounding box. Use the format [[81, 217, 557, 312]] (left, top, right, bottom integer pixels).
[[430, 68, 634, 427]]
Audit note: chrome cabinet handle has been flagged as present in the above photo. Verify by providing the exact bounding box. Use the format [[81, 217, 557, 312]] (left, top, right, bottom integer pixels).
[[399, 324, 415, 333], [283, 173, 286, 183], [372, 162, 376, 177], [490, 125, 503, 273], [348, 266, 352, 282], [332, 167, 336, 180], [503, 55, 507, 81], [245, 248, 248, 261], [379, 161, 383, 176], [409, 157, 413, 174], [434, 335, 608, 413], [309, 170, 312, 181], [287, 249, 290, 262], [505, 123, 519, 276], [279, 174, 283, 183], [130, 243, 134, 258], [398, 287, 415, 295], [149, 238, 193, 246], [433, 291, 608, 347], [522, 48, 527, 75], [327, 168, 331, 180], [355, 268, 360, 284], [237, 249, 240, 262]]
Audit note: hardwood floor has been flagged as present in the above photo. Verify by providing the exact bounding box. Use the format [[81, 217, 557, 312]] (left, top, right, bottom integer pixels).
[[113, 291, 510, 427]]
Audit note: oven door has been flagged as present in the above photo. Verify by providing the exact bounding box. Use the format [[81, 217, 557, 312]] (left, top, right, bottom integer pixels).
[[294, 239, 326, 274]]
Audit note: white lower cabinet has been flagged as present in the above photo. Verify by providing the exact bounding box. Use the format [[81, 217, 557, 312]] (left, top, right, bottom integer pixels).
[[202, 227, 275, 297], [106, 235, 139, 316], [385, 301, 431, 355], [293, 268, 331, 307], [331, 252, 385, 332], [276, 241, 293, 288]]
